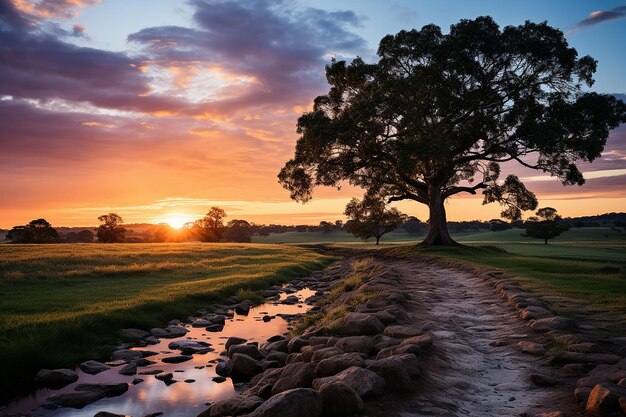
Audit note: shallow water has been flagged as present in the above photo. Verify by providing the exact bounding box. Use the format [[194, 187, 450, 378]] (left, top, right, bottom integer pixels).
[[5, 288, 314, 417]]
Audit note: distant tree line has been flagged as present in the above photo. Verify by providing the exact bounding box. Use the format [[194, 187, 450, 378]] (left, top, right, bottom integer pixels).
[[3, 210, 625, 244]]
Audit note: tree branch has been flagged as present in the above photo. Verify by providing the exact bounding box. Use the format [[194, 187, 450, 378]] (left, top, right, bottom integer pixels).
[[442, 182, 487, 198]]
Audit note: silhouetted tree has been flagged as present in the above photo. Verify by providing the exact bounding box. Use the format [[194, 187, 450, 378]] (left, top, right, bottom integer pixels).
[[223, 219, 253, 242], [193, 207, 227, 242], [524, 207, 570, 244], [6, 219, 60, 243], [489, 219, 512, 232], [279, 17, 626, 246], [402, 216, 425, 235], [96, 213, 126, 243], [318, 221, 335, 233], [344, 195, 406, 245], [77, 229, 95, 243]]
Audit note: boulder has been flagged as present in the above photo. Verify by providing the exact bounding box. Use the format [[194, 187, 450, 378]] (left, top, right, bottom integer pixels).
[[310, 347, 342, 362], [383, 325, 422, 339], [74, 382, 129, 397], [530, 373, 559, 387], [163, 325, 188, 338], [215, 361, 231, 377], [376, 343, 421, 359], [205, 324, 225, 332], [111, 349, 143, 362], [315, 353, 365, 378], [210, 315, 226, 325], [319, 381, 364, 416], [287, 336, 309, 353], [334, 336, 374, 354], [264, 339, 289, 353], [79, 360, 110, 375], [119, 362, 137, 375], [35, 369, 78, 388], [343, 313, 385, 336], [229, 344, 263, 360], [226, 337, 247, 350], [231, 353, 263, 379], [209, 395, 263, 416], [517, 341, 545, 355], [47, 390, 105, 409], [265, 351, 288, 366], [401, 333, 433, 349], [271, 362, 315, 395], [235, 302, 251, 315], [586, 383, 626, 417], [530, 317, 574, 332], [191, 319, 212, 328], [155, 373, 173, 381], [366, 356, 412, 392], [118, 328, 149, 340], [245, 388, 322, 417], [312, 366, 385, 399], [162, 355, 192, 364]]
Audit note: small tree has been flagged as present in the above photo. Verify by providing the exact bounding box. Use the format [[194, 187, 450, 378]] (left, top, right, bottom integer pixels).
[[489, 219, 512, 232], [223, 219, 253, 242], [524, 207, 569, 244], [344, 195, 406, 245], [6, 219, 60, 243], [96, 213, 126, 243], [77, 229, 95, 243], [193, 207, 227, 242]]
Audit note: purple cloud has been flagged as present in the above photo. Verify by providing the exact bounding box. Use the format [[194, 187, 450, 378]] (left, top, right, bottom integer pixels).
[[570, 5, 626, 32]]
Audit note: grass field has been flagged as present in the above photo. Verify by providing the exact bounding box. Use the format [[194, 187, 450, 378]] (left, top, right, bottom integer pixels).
[[0, 243, 334, 402]]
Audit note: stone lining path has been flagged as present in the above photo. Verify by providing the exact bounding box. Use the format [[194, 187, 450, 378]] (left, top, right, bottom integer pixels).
[[366, 258, 574, 417]]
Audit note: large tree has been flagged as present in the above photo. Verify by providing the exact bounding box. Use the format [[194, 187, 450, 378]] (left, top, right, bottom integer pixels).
[[193, 207, 227, 242], [279, 17, 626, 245], [524, 207, 569, 244], [6, 219, 59, 243]]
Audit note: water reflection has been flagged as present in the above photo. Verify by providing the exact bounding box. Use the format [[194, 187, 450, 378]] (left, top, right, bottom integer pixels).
[[5, 288, 314, 417]]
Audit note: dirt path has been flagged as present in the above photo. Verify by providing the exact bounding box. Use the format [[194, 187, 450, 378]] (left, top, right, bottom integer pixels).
[[369, 258, 575, 417]]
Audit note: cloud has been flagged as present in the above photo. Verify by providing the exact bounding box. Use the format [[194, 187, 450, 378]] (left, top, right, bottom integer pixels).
[[569, 5, 626, 33], [8, 0, 100, 21], [127, 0, 367, 116]]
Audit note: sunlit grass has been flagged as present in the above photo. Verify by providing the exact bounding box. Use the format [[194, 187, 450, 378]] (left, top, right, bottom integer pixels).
[[0, 243, 334, 402]]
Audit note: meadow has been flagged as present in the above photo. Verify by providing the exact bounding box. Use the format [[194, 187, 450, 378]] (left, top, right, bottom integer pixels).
[[0, 243, 334, 402]]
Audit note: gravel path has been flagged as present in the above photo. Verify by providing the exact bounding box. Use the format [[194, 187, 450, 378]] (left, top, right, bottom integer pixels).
[[370, 258, 573, 417]]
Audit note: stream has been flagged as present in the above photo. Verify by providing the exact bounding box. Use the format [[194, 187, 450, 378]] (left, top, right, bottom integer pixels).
[[4, 288, 315, 417]]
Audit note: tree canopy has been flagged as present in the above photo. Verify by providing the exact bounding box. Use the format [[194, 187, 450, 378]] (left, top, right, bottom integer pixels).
[[524, 207, 569, 244], [6, 219, 60, 243], [344, 195, 405, 244], [96, 213, 126, 243], [193, 207, 227, 242], [279, 16, 626, 245]]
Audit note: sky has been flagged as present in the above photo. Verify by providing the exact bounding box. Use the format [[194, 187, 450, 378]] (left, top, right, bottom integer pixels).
[[0, 0, 625, 228]]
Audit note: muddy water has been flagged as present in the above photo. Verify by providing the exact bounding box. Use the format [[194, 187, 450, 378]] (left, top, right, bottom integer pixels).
[[5, 289, 314, 417]]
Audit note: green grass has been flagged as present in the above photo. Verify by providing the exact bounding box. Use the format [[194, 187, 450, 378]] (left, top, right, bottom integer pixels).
[[0, 243, 334, 402], [382, 244, 626, 316]]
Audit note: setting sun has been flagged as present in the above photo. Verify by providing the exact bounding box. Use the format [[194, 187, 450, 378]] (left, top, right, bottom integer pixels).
[[164, 214, 194, 229]]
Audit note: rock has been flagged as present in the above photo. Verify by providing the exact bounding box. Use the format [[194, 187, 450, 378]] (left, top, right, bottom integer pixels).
[[401, 333, 433, 349], [205, 324, 224, 332], [35, 369, 79, 388], [212, 376, 226, 383], [287, 336, 309, 353], [119, 362, 137, 375], [245, 388, 322, 417], [94, 412, 125, 417], [620, 397, 626, 415], [343, 313, 385, 336], [168, 340, 211, 352], [226, 337, 247, 350], [517, 341, 545, 355], [229, 344, 263, 360], [265, 351, 288, 366], [111, 349, 143, 362], [310, 347, 342, 362], [191, 319, 212, 328], [315, 353, 365, 378], [47, 391, 105, 409], [312, 366, 385, 399], [235, 303, 251, 315], [530, 317, 574, 332], [282, 295, 299, 305], [264, 339, 289, 353], [79, 361, 110, 375], [74, 383, 129, 397], [392, 353, 421, 378], [119, 328, 149, 340], [150, 328, 170, 337], [162, 355, 192, 364], [272, 362, 315, 395], [231, 353, 263, 379], [319, 381, 364, 416], [366, 356, 412, 392], [334, 336, 374, 354], [132, 378, 143, 385], [215, 361, 231, 377], [586, 383, 626, 416], [575, 387, 592, 404], [209, 395, 263, 416], [267, 335, 286, 343], [210, 315, 226, 325], [155, 373, 173, 381], [376, 343, 421, 359], [164, 325, 189, 338], [520, 306, 552, 320], [530, 373, 559, 387], [383, 325, 422, 339]]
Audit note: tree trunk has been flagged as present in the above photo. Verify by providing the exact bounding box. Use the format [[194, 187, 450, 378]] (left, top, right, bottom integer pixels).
[[420, 187, 458, 246], [544, 238, 548, 245], [375, 236, 380, 245]]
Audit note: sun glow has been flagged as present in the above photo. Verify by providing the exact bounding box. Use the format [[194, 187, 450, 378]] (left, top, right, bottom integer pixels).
[[165, 214, 194, 229]]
